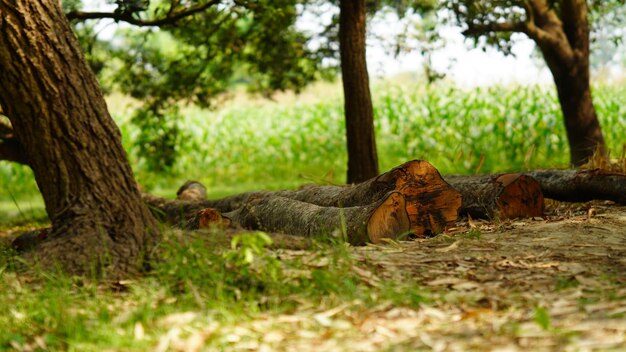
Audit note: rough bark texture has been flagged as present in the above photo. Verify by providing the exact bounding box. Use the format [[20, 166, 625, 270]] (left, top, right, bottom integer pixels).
[[143, 160, 462, 237], [524, 169, 626, 204], [0, 0, 159, 277], [446, 174, 545, 219], [339, 0, 379, 183], [224, 192, 410, 245]]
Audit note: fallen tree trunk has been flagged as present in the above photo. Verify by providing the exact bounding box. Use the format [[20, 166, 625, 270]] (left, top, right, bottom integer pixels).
[[523, 169, 626, 204], [224, 191, 411, 245], [446, 174, 545, 219], [267, 160, 462, 236], [142, 160, 462, 237]]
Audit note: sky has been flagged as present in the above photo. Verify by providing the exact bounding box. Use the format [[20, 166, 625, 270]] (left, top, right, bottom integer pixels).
[[366, 23, 553, 86]]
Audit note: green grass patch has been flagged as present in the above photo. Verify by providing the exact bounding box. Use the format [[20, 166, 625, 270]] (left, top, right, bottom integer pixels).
[[0, 230, 430, 350]]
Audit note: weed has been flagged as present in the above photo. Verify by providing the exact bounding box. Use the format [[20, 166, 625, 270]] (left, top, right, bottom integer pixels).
[[533, 306, 552, 330], [463, 228, 482, 240]]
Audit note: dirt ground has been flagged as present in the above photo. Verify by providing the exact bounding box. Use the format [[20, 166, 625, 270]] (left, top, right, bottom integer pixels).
[[2, 201, 625, 351], [202, 201, 626, 351]]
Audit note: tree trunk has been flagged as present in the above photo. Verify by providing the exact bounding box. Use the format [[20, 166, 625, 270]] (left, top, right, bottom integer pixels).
[[144, 160, 462, 237], [541, 51, 605, 166], [339, 0, 379, 183], [446, 174, 545, 219], [224, 192, 410, 245], [0, 0, 159, 277], [524, 169, 626, 204], [533, 0, 606, 166]]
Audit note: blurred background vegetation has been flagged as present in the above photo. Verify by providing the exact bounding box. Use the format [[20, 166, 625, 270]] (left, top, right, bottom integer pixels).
[[1, 0, 625, 217]]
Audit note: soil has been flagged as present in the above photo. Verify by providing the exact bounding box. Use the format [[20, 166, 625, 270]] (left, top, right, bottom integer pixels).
[[219, 200, 626, 351], [2, 200, 625, 351]]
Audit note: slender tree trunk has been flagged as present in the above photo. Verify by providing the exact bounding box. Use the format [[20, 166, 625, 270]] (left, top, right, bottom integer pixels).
[[339, 0, 379, 183], [0, 0, 159, 277], [532, 0, 606, 166]]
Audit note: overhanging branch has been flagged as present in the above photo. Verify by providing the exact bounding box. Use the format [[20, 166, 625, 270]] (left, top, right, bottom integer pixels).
[[66, 0, 221, 27], [462, 21, 528, 36]]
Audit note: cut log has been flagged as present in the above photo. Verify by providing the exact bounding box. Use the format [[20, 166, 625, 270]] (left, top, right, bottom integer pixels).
[[446, 174, 545, 219], [270, 160, 462, 236], [176, 180, 208, 201], [524, 169, 626, 204], [197, 208, 232, 229], [224, 191, 411, 245], [141, 160, 462, 237]]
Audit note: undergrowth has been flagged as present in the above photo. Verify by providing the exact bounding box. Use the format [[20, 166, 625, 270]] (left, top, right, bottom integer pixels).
[[1, 82, 625, 202], [0, 231, 428, 350]]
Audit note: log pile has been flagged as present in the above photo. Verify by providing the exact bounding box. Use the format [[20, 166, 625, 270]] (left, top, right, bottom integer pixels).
[[13, 162, 624, 252], [143, 160, 462, 244], [143, 161, 626, 246]]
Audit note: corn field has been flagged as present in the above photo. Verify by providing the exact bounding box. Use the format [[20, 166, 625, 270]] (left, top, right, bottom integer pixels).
[[1, 83, 625, 199]]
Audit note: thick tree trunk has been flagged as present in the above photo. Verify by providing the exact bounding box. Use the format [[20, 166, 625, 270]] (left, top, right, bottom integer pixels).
[[339, 0, 379, 183], [544, 55, 605, 166], [524, 169, 626, 204], [0, 0, 159, 276], [446, 174, 545, 219], [144, 160, 462, 237], [532, 0, 606, 166], [224, 192, 410, 245]]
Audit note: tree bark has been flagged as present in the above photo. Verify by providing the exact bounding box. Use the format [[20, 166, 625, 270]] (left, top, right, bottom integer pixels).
[[224, 192, 410, 245], [524, 169, 626, 204], [446, 169, 626, 206], [339, 0, 379, 183], [446, 174, 545, 219], [144, 160, 462, 237], [529, 0, 606, 166], [0, 0, 159, 277]]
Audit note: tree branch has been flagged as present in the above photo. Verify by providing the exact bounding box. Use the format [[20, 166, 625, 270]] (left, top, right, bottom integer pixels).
[[524, 0, 576, 64], [462, 20, 528, 36], [66, 0, 222, 27]]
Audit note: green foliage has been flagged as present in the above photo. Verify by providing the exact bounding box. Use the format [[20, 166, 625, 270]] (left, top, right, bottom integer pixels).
[[2, 82, 625, 196], [131, 102, 187, 173], [463, 228, 481, 239], [67, 0, 331, 168], [443, 0, 626, 54], [0, 230, 432, 349], [222, 232, 281, 287], [533, 306, 552, 330]]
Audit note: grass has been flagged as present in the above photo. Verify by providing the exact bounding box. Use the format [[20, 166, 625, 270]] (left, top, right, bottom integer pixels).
[[2, 80, 625, 206], [0, 232, 428, 350]]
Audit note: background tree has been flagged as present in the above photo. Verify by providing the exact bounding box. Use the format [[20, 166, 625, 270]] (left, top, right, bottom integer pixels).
[[310, 0, 436, 183], [340, 0, 379, 183], [64, 0, 325, 175], [443, 0, 625, 166], [0, 0, 159, 276], [63, 0, 435, 184]]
